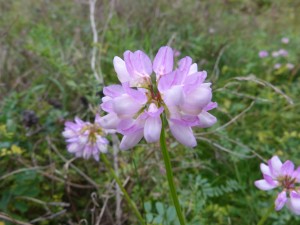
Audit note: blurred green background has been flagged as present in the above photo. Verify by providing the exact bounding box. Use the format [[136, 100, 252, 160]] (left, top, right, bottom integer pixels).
[[0, 0, 300, 224]]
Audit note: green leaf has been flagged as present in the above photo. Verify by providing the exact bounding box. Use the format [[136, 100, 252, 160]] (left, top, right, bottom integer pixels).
[[155, 202, 164, 215], [144, 201, 152, 213], [166, 206, 176, 222], [146, 213, 153, 223]]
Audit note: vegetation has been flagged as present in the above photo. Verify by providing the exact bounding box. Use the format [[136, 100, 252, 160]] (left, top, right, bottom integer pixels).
[[0, 0, 299, 224]]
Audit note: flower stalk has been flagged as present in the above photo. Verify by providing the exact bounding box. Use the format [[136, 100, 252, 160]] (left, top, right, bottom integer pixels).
[[160, 116, 186, 225], [100, 154, 146, 225]]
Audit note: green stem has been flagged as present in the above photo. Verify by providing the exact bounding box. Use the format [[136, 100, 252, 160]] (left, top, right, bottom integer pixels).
[[100, 154, 146, 225], [160, 117, 186, 225], [257, 203, 274, 225]]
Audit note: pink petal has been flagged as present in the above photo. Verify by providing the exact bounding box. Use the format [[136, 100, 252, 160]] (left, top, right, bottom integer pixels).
[[113, 56, 131, 83], [260, 163, 272, 177], [98, 113, 120, 129], [203, 102, 218, 111], [292, 166, 300, 182], [163, 85, 184, 106], [169, 121, 196, 147], [119, 129, 144, 150], [275, 191, 287, 211], [178, 56, 192, 74], [132, 50, 152, 76], [268, 156, 283, 177], [153, 46, 174, 77], [103, 85, 124, 98], [113, 95, 143, 118], [289, 191, 300, 215], [181, 85, 212, 115], [254, 179, 277, 190], [144, 116, 162, 143], [197, 111, 217, 128], [122, 82, 147, 104], [281, 160, 295, 176], [263, 174, 279, 186], [188, 63, 198, 75]]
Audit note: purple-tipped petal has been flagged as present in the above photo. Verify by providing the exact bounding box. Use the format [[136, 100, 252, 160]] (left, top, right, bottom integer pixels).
[[113, 95, 143, 118], [275, 191, 287, 211], [254, 179, 277, 190], [113, 56, 131, 83], [197, 111, 217, 128], [119, 129, 144, 150], [268, 155, 283, 177], [163, 85, 184, 106], [98, 113, 120, 129], [132, 50, 153, 76], [181, 85, 212, 115], [203, 102, 218, 111], [263, 174, 279, 186], [281, 160, 295, 176], [144, 116, 162, 143], [153, 46, 174, 77], [103, 85, 124, 98], [178, 56, 192, 74], [169, 121, 196, 147], [122, 82, 147, 104], [188, 63, 198, 75], [260, 163, 272, 177], [292, 167, 300, 182], [289, 191, 300, 215]]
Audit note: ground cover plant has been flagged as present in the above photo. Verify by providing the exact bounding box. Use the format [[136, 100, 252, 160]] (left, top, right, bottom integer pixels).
[[0, 0, 300, 224]]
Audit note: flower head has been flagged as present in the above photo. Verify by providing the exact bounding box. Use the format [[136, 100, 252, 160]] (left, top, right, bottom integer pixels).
[[62, 115, 109, 161], [281, 37, 289, 44], [255, 156, 300, 213], [100, 46, 217, 150], [259, 50, 268, 58], [286, 63, 295, 70]]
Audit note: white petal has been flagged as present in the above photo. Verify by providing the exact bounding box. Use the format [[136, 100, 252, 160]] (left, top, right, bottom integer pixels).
[[260, 163, 272, 177], [163, 85, 184, 106], [119, 129, 144, 150], [113, 95, 143, 118], [188, 63, 198, 75], [169, 121, 196, 147], [254, 179, 277, 190], [113, 56, 130, 83], [144, 116, 162, 143], [197, 111, 217, 128], [98, 113, 120, 129], [268, 155, 283, 177]]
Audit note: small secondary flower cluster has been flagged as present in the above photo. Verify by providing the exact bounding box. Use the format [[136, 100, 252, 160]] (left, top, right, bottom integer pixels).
[[258, 37, 295, 70], [255, 155, 300, 214], [62, 115, 109, 161], [98, 46, 217, 150]]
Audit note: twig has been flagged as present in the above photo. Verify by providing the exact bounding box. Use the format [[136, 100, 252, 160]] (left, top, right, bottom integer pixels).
[[197, 136, 254, 158], [89, 0, 104, 84], [234, 75, 294, 105], [46, 136, 100, 189], [0, 212, 32, 225]]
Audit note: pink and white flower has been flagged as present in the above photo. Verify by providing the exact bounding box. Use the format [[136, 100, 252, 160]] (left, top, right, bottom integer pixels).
[[101, 46, 217, 150], [259, 51, 268, 58], [62, 115, 109, 161], [255, 156, 300, 213]]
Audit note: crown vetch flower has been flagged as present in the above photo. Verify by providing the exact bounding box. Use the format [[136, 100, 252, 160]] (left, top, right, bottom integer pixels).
[[259, 50, 268, 58], [62, 115, 109, 161], [100, 46, 217, 150], [255, 156, 300, 213]]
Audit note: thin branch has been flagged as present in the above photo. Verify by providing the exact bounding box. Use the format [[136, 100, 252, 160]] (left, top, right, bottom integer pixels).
[[0, 212, 32, 225], [89, 0, 102, 83]]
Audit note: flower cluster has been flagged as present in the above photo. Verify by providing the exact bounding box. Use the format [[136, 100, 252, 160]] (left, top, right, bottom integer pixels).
[[255, 156, 300, 214], [62, 115, 109, 161], [258, 37, 295, 71], [99, 46, 217, 150]]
